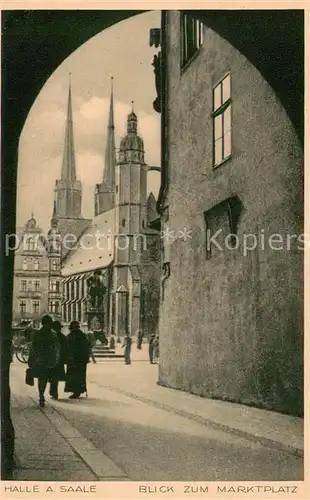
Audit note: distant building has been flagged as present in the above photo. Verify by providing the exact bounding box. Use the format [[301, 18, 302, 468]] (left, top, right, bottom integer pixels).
[[154, 12, 303, 416], [60, 80, 161, 337], [12, 209, 62, 327]]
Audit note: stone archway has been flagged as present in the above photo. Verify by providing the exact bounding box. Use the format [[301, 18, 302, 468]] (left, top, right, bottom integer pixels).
[[1, 9, 304, 478]]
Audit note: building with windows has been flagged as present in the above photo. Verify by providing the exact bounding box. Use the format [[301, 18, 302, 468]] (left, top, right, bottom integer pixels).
[[60, 79, 161, 337], [12, 210, 62, 327], [154, 12, 303, 416]]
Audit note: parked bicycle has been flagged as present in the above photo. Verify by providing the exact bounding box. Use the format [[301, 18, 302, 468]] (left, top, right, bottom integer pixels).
[[15, 341, 31, 364], [12, 325, 35, 364]]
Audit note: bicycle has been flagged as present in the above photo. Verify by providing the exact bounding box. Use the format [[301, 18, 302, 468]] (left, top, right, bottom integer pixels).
[[15, 342, 31, 364]]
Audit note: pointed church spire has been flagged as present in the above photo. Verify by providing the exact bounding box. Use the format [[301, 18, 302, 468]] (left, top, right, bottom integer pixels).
[[61, 74, 76, 181], [52, 200, 57, 219], [102, 76, 116, 186]]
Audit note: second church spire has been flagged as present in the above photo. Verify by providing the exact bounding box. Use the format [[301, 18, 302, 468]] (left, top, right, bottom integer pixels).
[[94, 76, 117, 216]]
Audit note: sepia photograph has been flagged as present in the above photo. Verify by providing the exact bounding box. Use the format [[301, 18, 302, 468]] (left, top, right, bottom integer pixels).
[[1, 4, 306, 497]]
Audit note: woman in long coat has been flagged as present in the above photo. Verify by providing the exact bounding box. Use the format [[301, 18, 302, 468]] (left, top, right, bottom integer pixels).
[[49, 320, 67, 400], [65, 321, 90, 399], [122, 333, 132, 365]]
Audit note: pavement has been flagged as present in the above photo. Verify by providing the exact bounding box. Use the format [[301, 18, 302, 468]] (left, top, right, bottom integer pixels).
[[9, 343, 304, 482]]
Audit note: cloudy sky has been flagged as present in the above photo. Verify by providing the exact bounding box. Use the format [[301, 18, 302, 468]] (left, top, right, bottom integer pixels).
[[17, 10, 161, 233]]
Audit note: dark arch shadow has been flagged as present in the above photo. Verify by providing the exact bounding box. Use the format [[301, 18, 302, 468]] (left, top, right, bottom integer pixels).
[[1, 9, 304, 478]]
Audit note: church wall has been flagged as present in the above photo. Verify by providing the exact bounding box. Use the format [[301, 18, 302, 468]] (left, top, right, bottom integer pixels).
[[55, 179, 82, 218], [158, 11, 303, 416], [140, 233, 161, 338]]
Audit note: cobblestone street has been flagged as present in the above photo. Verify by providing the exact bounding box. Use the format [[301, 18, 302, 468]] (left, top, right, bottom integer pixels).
[[10, 350, 303, 482]]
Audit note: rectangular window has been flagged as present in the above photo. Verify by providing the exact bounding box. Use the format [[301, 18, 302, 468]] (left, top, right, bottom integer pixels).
[[213, 73, 232, 167], [34, 280, 40, 292], [21, 280, 27, 292], [181, 13, 204, 68], [20, 300, 26, 314], [33, 301, 40, 314], [50, 280, 60, 292], [204, 196, 242, 259], [50, 300, 60, 314]]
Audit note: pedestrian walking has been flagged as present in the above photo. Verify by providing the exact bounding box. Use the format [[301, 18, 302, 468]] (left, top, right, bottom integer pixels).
[[49, 321, 67, 400], [65, 321, 90, 399], [137, 330, 144, 350], [153, 335, 160, 363], [110, 335, 115, 350], [86, 331, 96, 364], [122, 333, 132, 365], [148, 334, 156, 364], [27, 315, 60, 407]]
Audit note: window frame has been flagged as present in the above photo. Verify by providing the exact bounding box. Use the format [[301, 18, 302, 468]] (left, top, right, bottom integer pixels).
[[212, 73, 232, 169], [33, 300, 40, 314], [34, 280, 40, 292], [27, 237, 36, 251], [34, 259, 39, 271], [180, 12, 204, 71], [20, 300, 27, 314], [21, 279, 27, 292]]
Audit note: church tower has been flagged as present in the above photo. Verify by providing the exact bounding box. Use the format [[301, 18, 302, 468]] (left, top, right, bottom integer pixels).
[[112, 106, 147, 336], [53, 77, 91, 257], [54, 77, 82, 219], [94, 77, 116, 216]]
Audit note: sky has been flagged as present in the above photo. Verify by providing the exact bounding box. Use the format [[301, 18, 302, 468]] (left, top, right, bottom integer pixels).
[[16, 10, 161, 233]]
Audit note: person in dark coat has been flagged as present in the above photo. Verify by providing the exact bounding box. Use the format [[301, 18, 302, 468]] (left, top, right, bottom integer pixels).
[[137, 330, 144, 350], [86, 331, 96, 364], [148, 334, 155, 364], [153, 335, 160, 363], [65, 321, 90, 399], [122, 333, 132, 365], [49, 320, 67, 400], [28, 315, 60, 407]]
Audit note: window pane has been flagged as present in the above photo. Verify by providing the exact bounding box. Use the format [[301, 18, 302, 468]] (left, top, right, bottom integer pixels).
[[200, 22, 204, 45], [213, 84, 221, 111], [222, 74, 231, 103], [214, 138, 223, 165], [223, 130, 232, 158], [214, 114, 222, 140], [183, 15, 188, 61], [223, 105, 231, 134]]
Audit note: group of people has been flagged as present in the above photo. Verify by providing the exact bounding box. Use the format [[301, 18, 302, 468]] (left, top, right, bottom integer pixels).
[[27, 315, 90, 407], [27, 316, 160, 406], [121, 331, 159, 365]]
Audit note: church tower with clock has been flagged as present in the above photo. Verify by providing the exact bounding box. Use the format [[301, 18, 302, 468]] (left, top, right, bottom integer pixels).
[[112, 106, 148, 337]]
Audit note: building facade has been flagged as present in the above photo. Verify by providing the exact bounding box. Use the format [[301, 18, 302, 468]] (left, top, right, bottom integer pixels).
[[156, 12, 303, 416], [12, 212, 62, 327], [61, 80, 161, 337]]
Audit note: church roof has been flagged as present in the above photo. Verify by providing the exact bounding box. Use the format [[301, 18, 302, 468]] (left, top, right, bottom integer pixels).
[[102, 77, 116, 187], [119, 134, 144, 151], [61, 78, 77, 182], [61, 208, 116, 277]]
